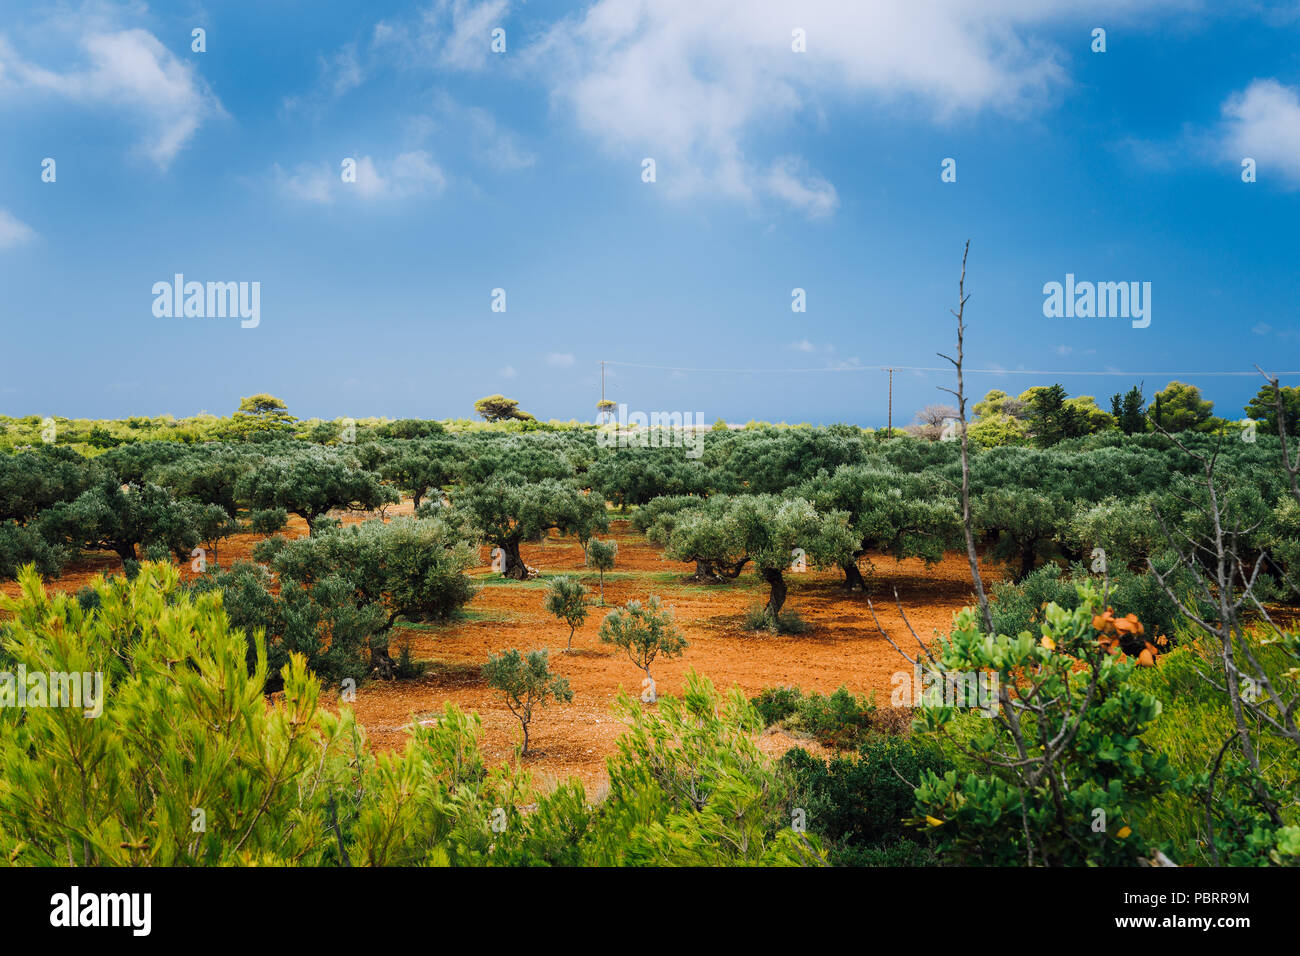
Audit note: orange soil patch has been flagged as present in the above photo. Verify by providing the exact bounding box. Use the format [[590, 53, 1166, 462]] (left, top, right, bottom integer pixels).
[[1, 507, 1002, 792], [328, 519, 1002, 791]]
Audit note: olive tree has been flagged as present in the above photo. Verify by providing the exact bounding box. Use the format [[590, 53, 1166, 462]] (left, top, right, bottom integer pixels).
[[664, 495, 855, 617], [482, 649, 572, 754], [659, 498, 748, 582], [236, 447, 397, 533], [973, 487, 1072, 580], [545, 576, 589, 651], [726, 496, 856, 618], [797, 465, 960, 591], [454, 477, 607, 579], [39, 479, 222, 569], [378, 439, 458, 510], [191, 559, 383, 687], [251, 515, 478, 678], [598, 595, 686, 704], [0, 445, 105, 523], [585, 537, 618, 604], [151, 446, 255, 515], [0, 521, 65, 579]]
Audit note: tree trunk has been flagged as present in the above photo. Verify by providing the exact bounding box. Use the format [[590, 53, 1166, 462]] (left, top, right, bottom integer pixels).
[[599, 569, 605, 604], [370, 641, 395, 680], [641, 668, 657, 704], [693, 559, 718, 582], [1019, 545, 1036, 580], [842, 559, 867, 592], [502, 538, 528, 579], [521, 719, 530, 755], [412, 490, 423, 511], [763, 568, 787, 618]]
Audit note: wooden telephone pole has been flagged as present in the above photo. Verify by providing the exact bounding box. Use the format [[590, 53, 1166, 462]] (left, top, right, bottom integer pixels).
[[884, 367, 895, 437]]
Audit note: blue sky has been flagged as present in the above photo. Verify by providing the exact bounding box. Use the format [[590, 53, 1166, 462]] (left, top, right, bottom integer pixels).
[[1, 0, 1299, 427]]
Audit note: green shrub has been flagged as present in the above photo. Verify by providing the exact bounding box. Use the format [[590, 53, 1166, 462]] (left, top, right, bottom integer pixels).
[[752, 685, 875, 750], [914, 586, 1176, 866], [0, 563, 356, 865], [780, 736, 951, 866], [990, 559, 1202, 650], [752, 685, 804, 726], [745, 605, 812, 634], [0, 521, 65, 580]]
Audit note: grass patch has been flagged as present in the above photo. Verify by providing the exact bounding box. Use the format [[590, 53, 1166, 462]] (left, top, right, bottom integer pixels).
[[744, 605, 812, 634], [398, 607, 520, 629], [1126, 638, 1299, 863]]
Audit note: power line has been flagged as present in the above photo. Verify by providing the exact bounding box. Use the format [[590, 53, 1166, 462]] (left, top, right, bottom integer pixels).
[[603, 360, 1300, 378]]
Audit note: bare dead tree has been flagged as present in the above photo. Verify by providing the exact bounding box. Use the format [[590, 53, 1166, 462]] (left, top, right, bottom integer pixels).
[[868, 242, 1107, 864], [937, 240, 993, 634]]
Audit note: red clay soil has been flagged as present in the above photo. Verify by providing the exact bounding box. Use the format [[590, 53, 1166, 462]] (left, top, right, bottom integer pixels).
[[1, 506, 1004, 792]]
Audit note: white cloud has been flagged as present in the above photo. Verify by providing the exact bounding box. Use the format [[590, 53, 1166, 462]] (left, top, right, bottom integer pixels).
[[282, 43, 364, 114], [546, 352, 576, 367], [439, 0, 510, 71], [762, 157, 838, 219], [499, 364, 517, 378], [375, 0, 511, 72], [787, 339, 817, 352], [530, 0, 1180, 217], [0, 28, 222, 169], [425, 92, 535, 170], [274, 163, 334, 203], [0, 209, 35, 249], [1219, 78, 1300, 184], [1253, 322, 1273, 335], [275, 151, 447, 203]]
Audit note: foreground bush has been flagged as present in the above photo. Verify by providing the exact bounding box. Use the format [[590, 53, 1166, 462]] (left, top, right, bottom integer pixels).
[[0, 566, 820, 867], [0, 564, 354, 865], [913, 585, 1175, 866], [781, 737, 952, 866]]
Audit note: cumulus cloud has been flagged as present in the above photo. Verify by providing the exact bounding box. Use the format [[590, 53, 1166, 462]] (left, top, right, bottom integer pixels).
[[275, 151, 448, 203], [0, 209, 35, 249], [528, 0, 1180, 217], [0, 28, 222, 169], [1219, 78, 1300, 184], [546, 352, 576, 367]]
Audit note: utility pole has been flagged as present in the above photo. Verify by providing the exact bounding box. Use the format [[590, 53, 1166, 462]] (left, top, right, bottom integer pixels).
[[884, 367, 895, 437], [601, 360, 605, 404]]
